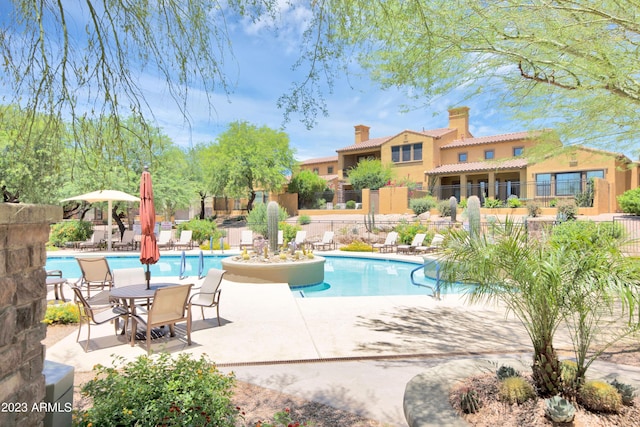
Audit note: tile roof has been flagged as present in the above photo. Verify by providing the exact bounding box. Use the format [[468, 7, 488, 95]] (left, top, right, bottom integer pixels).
[[426, 159, 528, 175], [336, 128, 455, 153], [300, 155, 338, 165], [442, 130, 544, 149]]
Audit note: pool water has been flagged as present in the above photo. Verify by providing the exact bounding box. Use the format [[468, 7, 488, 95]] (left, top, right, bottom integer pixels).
[[46, 254, 448, 298]]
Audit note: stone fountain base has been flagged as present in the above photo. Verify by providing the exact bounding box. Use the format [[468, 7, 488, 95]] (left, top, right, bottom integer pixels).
[[221, 255, 325, 287]]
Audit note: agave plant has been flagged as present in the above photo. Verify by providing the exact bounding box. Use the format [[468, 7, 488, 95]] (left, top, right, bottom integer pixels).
[[545, 395, 576, 423]]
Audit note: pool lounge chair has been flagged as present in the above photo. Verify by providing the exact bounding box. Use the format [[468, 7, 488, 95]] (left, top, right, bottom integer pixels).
[[79, 232, 102, 251], [417, 233, 444, 253], [294, 230, 307, 248], [113, 229, 136, 251], [397, 233, 427, 254], [157, 230, 173, 250], [373, 231, 398, 253], [312, 231, 334, 251], [174, 230, 194, 250], [239, 230, 253, 250]]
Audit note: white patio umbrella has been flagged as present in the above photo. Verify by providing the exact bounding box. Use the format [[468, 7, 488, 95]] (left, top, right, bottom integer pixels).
[[61, 190, 140, 251]]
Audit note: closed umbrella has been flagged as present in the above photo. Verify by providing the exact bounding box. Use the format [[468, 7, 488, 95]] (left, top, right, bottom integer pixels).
[[139, 166, 160, 289]]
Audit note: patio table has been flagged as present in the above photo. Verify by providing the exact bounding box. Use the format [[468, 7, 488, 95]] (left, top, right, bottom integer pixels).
[[46, 277, 68, 302]]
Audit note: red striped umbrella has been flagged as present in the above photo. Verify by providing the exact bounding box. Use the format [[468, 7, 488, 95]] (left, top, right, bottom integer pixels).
[[139, 166, 160, 288]]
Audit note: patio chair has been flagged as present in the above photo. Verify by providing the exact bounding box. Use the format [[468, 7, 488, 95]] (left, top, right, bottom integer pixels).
[[416, 233, 444, 254], [397, 233, 427, 254], [112, 267, 146, 287], [79, 232, 102, 251], [173, 230, 194, 250], [130, 284, 194, 354], [312, 231, 335, 251], [294, 230, 307, 248], [189, 268, 226, 325], [76, 257, 114, 298], [72, 286, 129, 352], [373, 231, 398, 253], [113, 229, 136, 251], [239, 230, 253, 250], [157, 230, 173, 250]]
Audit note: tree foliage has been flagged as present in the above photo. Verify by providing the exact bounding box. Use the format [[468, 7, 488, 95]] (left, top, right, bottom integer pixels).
[[347, 158, 393, 190], [287, 170, 328, 208], [203, 121, 296, 211]]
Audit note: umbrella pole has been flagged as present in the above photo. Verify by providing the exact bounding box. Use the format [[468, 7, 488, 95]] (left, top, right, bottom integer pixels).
[[145, 265, 151, 289]]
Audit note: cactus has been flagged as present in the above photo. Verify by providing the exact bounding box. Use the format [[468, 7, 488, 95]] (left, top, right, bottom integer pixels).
[[450, 196, 457, 223], [364, 204, 376, 232], [267, 201, 279, 253], [560, 360, 579, 395], [498, 376, 535, 404], [578, 380, 623, 413], [459, 388, 481, 414], [467, 195, 481, 238], [496, 365, 520, 381], [609, 379, 636, 406], [544, 395, 576, 423]]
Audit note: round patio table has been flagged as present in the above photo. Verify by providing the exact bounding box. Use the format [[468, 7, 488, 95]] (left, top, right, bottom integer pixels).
[[110, 283, 181, 341]]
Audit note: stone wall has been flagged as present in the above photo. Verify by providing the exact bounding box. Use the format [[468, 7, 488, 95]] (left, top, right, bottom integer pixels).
[[0, 204, 61, 427]]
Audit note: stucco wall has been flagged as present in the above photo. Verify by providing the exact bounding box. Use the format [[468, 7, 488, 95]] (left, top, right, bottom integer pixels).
[[0, 203, 62, 427]]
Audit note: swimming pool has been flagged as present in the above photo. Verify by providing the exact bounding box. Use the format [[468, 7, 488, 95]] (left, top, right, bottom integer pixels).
[[45, 254, 447, 298]]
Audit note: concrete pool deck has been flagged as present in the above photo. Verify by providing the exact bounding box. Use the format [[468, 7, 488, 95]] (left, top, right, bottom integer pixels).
[[45, 249, 640, 426]]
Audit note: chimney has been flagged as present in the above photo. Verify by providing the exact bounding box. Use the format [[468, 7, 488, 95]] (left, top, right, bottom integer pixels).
[[354, 125, 370, 144], [448, 107, 470, 139]]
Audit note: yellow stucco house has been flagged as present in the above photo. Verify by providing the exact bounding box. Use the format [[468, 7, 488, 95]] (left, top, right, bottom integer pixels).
[[301, 107, 639, 214]]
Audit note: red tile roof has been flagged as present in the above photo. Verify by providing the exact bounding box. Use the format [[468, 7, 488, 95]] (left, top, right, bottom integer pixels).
[[336, 128, 455, 153], [427, 159, 528, 175], [442, 131, 544, 149], [300, 156, 338, 165]]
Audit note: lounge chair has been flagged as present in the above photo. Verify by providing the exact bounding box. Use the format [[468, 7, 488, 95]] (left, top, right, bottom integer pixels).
[[373, 231, 398, 253], [312, 231, 334, 251], [189, 268, 226, 325], [157, 230, 173, 250], [79, 232, 102, 251], [72, 286, 129, 352], [239, 230, 253, 250], [417, 233, 444, 253], [294, 230, 307, 248], [130, 284, 193, 354], [76, 257, 114, 298], [173, 230, 194, 250], [113, 229, 136, 251], [397, 233, 427, 254]]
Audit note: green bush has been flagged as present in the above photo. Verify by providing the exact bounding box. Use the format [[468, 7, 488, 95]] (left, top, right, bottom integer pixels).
[[176, 218, 224, 244], [339, 240, 373, 252], [345, 200, 356, 209], [297, 214, 312, 225], [199, 241, 230, 251], [279, 221, 301, 245], [483, 197, 503, 208], [556, 199, 577, 221], [527, 201, 542, 217], [458, 198, 468, 209], [618, 187, 640, 215], [246, 203, 288, 236], [393, 220, 434, 245], [74, 353, 238, 427], [409, 196, 437, 215], [437, 200, 451, 217], [550, 220, 625, 250], [49, 220, 93, 247], [506, 195, 522, 208], [43, 302, 79, 325]]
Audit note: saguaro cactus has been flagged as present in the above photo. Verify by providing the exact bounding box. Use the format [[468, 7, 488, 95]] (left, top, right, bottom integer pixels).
[[467, 195, 481, 238], [267, 201, 279, 253], [449, 196, 458, 223]]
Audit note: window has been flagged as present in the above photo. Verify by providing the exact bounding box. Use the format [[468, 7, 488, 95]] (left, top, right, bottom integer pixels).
[[484, 150, 495, 160], [391, 143, 422, 162], [402, 145, 411, 162], [556, 172, 581, 196], [458, 152, 468, 162], [513, 147, 524, 156], [536, 173, 551, 197], [313, 168, 319, 174], [391, 146, 400, 162], [586, 170, 604, 180], [327, 166, 334, 174]]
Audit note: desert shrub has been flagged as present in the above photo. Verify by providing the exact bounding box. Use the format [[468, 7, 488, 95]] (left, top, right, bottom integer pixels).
[[506, 195, 522, 208], [393, 220, 433, 244], [410, 196, 437, 215], [339, 240, 373, 252], [75, 353, 238, 427], [618, 187, 640, 215], [498, 376, 536, 404], [483, 197, 503, 208], [496, 365, 520, 380], [279, 221, 301, 244], [436, 200, 451, 217], [458, 198, 468, 209], [246, 203, 288, 236], [43, 302, 79, 325], [578, 380, 623, 413], [49, 220, 93, 247], [345, 200, 356, 209], [550, 220, 625, 250], [199, 241, 230, 251], [556, 199, 577, 221], [609, 379, 636, 406], [176, 218, 224, 244], [549, 198, 558, 207], [297, 215, 312, 225], [527, 201, 542, 217]]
